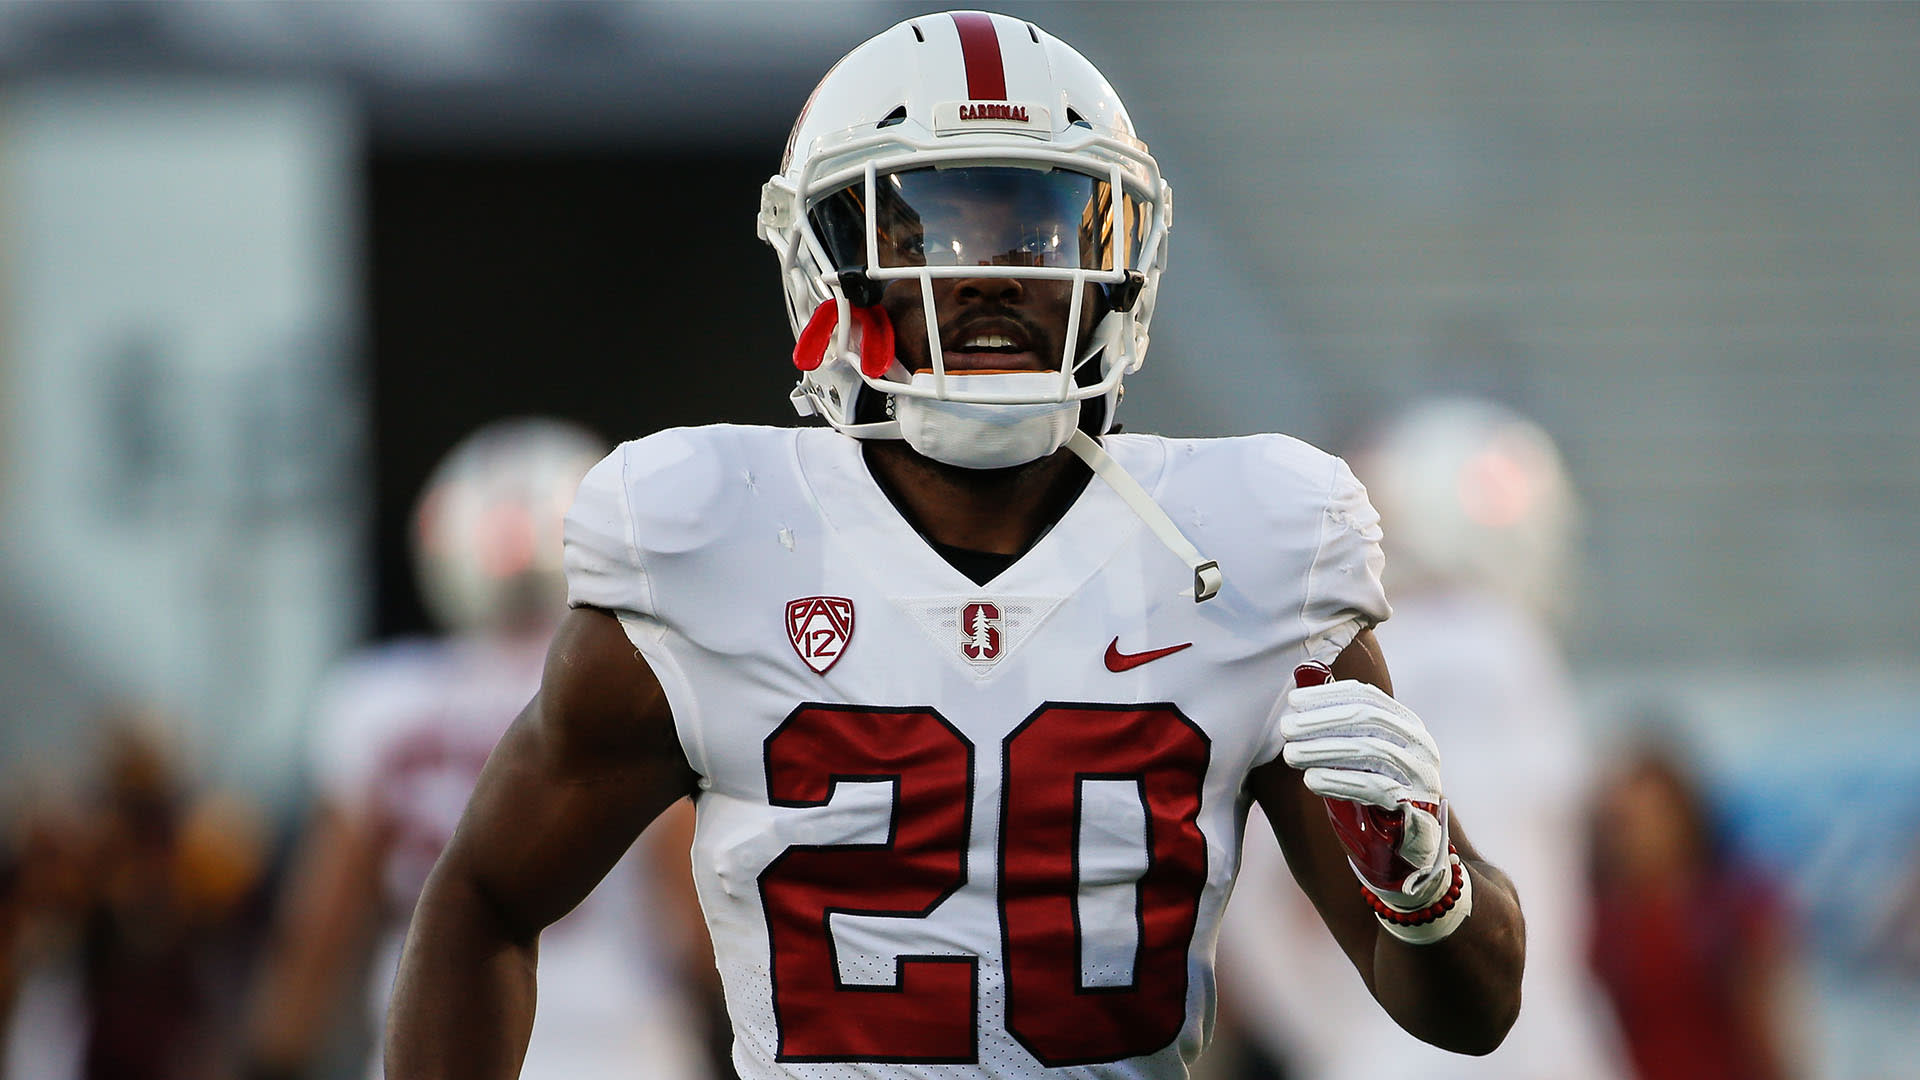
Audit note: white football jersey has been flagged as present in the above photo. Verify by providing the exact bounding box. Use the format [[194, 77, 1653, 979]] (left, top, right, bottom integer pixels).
[[564, 425, 1390, 1080], [309, 634, 711, 1080]]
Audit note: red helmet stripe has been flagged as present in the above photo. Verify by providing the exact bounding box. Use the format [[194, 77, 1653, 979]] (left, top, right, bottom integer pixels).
[[950, 12, 1007, 100]]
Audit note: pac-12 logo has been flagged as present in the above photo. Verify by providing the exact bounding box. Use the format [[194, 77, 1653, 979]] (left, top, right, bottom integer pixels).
[[960, 601, 1003, 663], [787, 596, 854, 675]]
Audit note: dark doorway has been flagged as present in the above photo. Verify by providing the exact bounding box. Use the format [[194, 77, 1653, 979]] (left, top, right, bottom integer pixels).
[[367, 149, 799, 637]]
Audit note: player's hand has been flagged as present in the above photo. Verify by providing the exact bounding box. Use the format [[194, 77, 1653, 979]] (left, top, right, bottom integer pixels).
[[1281, 665, 1454, 912]]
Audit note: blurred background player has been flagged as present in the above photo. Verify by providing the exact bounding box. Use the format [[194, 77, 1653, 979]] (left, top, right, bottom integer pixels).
[[243, 418, 721, 1080], [1217, 398, 1623, 1080]]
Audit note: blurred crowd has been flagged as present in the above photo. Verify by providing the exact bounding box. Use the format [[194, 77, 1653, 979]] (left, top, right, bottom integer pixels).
[[0, 405, 1868, 1079], [1, 713, 270, 1080]]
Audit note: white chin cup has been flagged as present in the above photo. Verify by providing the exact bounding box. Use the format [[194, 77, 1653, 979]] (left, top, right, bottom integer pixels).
[[893, 371, 1081, 470]]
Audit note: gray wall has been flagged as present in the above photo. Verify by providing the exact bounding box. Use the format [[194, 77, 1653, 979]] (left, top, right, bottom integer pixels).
[[1038, 2, 1920, 671]]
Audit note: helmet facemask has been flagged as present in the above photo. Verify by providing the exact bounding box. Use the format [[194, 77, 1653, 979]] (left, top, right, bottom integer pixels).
[[766, 117, 1169, 470]]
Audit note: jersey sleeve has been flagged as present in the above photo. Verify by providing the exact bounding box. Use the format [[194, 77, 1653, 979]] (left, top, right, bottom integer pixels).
[[1300, 455, 1391, 664], [563, 443, 655, 618], [1252, 453, 1392, 768]]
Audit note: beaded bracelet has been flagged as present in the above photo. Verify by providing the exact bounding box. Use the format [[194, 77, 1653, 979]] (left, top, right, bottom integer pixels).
[[1366, 847, 1473, 944]]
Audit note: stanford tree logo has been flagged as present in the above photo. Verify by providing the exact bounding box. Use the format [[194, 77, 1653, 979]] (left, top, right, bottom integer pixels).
[[960, 601, 1003, 664]]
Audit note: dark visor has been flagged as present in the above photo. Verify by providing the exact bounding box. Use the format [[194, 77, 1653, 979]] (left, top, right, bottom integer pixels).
[[809, 165, 1147, 275]]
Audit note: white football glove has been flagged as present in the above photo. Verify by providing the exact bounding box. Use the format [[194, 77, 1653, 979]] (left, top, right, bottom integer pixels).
[[1282, 664, 1469, 940]]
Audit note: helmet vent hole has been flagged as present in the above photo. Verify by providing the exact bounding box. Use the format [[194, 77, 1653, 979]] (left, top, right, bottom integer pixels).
[[876, 105, 907, 129], [1066, 106, 1092, 129], [1026, 23, 1040, 43], [909, 22, 924, 42]]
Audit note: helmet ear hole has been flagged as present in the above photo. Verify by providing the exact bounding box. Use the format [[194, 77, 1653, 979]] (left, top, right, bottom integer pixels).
[[1102, 270, 1146, 313], [838, 269, 885, 309]]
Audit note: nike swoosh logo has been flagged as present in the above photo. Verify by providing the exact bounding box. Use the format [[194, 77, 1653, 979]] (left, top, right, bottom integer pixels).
[[1104, 637, 1194, 672]]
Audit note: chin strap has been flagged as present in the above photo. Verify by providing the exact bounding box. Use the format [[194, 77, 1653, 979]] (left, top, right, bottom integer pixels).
[[1066, 429, 1222, 602]]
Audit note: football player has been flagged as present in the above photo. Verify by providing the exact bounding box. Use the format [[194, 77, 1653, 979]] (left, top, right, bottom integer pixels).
[[387, 13, 1526, 1079], [246, 419, 716, 1080]]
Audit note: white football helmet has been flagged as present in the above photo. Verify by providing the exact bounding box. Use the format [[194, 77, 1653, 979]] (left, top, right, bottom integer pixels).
[[410, 417, 607, 636], [1354, 398, 1582, 620], [759, 10, 1172, 470]]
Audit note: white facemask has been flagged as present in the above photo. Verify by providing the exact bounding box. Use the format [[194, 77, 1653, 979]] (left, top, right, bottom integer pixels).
[[892, 371, 1082, 470]]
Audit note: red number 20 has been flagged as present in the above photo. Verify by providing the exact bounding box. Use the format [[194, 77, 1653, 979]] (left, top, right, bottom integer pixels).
[[759, 703, 1210, 1067]]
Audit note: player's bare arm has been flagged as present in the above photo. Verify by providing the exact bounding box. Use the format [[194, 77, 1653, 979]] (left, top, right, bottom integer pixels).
[[384, 606, 696, 1079], [1250, 629, 1525, 1055]]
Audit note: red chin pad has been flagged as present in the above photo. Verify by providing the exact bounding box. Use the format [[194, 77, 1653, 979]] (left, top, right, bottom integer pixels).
[[792, 299, 896, 377], [792, 300, 838, 372], [850, 304, 896, 379]]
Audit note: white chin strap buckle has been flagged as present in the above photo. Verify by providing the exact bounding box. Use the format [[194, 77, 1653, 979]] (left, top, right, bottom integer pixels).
[[1192, 561, 1223, 603]]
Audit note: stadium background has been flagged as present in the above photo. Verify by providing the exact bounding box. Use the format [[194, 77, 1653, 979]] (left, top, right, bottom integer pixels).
[[1, 3, 1916, 1077]]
